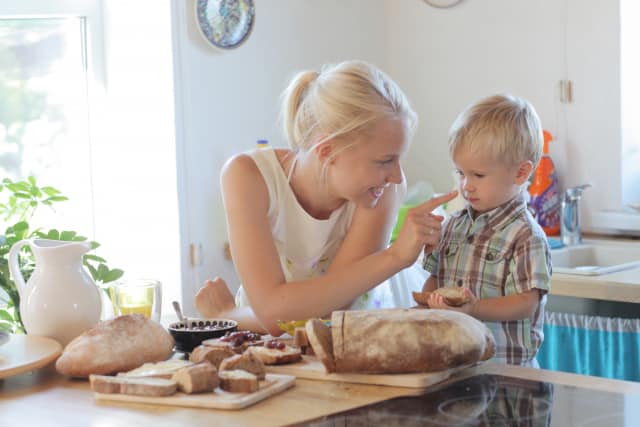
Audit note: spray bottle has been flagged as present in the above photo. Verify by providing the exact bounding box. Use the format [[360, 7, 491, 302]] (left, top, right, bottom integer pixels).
[[528, 130, 561, 235]]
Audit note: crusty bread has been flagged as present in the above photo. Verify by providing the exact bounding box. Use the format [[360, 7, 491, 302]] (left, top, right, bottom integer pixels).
[[56, 314, 174, 377], [294, 327, 314, 355], [305, 318, 335, 373], [412, 287, 471, 307], [247, 344, 302, 365], [172, 362, 219, 394], [190, 344, 235, 369], [202, 331, 264, 354], [219, 352, 266, 380], [117, 359, 193, 379], [90, 374, 177, 396], [218, 370, 259, 393], [328, 309, 495, 374]]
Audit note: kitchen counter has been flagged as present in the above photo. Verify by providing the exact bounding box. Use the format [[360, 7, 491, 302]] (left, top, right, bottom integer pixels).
[[2, 362, 639, 426], [550, 234, 640, 303]]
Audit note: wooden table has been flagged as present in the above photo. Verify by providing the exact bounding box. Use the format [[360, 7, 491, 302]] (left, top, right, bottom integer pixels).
[[2, 362, 639, 426]]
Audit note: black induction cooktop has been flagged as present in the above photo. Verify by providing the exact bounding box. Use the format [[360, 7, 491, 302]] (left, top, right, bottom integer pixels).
[[294, 374, 640, 426]]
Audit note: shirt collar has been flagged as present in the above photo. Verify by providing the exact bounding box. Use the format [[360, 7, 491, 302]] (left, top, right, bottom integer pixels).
[[462, 192, 527, 231]]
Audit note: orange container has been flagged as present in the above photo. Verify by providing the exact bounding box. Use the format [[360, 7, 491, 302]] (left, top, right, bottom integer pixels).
[[528, 130, 561, 236]]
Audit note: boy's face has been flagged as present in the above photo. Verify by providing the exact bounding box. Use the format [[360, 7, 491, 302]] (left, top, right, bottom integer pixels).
[[453, 144, 530, 214]]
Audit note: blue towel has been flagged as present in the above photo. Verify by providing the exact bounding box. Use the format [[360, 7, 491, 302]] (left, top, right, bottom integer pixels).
[[547, 237, 564, 249]]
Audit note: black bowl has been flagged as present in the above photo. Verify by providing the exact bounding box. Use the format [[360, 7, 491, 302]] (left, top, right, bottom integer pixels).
[[168, 318, 238, 353]]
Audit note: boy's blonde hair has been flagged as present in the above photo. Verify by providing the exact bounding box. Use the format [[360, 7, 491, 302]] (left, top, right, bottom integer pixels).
[[280, 60, 417, 158], [448, 94, 543, 169]]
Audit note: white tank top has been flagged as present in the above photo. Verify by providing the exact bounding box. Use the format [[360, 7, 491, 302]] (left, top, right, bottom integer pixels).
[[235, 148, 356, 306]]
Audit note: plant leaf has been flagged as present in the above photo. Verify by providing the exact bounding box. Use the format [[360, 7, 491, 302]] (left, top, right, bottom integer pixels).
[[84, 254, 106, 263], [0, 309, 13, 322], [102, 268, 124, 284]]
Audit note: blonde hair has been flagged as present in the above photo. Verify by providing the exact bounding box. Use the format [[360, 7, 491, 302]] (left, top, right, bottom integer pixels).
[[448, 94, 543, 169], [280, 60, 417, 158]]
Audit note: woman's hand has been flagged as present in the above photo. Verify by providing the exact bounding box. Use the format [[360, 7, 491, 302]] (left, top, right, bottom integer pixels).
[[427, 288, 477, 316], [388, 191, 457, 268]]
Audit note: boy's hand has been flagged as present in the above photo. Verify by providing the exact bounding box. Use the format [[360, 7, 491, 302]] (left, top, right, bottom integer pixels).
[[428, 288, 477, 316]]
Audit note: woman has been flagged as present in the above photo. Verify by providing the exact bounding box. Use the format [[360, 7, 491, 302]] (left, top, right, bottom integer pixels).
[[196, 60, 456, 335]]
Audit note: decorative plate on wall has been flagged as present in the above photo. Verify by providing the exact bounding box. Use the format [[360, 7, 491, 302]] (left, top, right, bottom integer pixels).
[[196, 0, 255, 50]]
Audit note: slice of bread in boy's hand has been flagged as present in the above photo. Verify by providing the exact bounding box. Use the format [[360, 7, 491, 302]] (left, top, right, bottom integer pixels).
[[413, 287, 471, 307], [305, 318, 335, 373]]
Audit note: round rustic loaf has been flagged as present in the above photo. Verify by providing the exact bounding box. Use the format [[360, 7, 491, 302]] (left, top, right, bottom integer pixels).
[[55, 314, 174, 377]]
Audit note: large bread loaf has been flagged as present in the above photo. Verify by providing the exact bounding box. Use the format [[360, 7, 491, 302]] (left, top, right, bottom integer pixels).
[[56, 314, 174, 377], [327, 309, 495, 374]]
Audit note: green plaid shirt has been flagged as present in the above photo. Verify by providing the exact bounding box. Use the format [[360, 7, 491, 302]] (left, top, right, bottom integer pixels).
[[424, 194, 552, 365]]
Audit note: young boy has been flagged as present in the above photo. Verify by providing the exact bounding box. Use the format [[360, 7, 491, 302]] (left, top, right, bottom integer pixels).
[[422, 94, 552, 367]]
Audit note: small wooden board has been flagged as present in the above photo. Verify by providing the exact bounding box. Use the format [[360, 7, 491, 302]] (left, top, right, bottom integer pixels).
[[0, 334, 62, 379], [94, 373, 295, 410], [265, 355, 472, 389]]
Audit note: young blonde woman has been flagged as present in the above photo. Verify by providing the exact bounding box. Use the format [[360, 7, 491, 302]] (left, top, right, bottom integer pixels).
[[195, 60, 456, 335]]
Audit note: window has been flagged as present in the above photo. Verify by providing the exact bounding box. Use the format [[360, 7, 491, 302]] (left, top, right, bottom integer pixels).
[[0, 16, 94, 233], [1, 1, 181, 316]]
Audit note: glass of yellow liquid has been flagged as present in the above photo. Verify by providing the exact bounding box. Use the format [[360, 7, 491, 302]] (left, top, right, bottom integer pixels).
[[114, 279, 162, 322]]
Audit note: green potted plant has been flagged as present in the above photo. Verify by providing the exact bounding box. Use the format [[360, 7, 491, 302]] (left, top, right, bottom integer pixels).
[[0, 176, 123, 333]]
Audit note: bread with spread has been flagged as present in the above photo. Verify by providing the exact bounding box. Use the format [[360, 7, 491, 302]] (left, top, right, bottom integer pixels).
[[247, 340, 302, 365], [307, 308, 495, 374], [56, 314, 174, 377]]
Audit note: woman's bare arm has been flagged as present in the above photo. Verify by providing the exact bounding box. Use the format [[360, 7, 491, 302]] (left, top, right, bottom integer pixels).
[[222, 154, 455, 335]]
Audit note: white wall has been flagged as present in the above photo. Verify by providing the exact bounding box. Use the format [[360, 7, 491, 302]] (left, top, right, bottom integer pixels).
[[171, 0, 387, 315], [385, 0, 621, 231], [170, 0, 625, 315]]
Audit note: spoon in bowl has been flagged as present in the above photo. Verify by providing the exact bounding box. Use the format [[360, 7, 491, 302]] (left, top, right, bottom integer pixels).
[[172, 300, 188, 327]]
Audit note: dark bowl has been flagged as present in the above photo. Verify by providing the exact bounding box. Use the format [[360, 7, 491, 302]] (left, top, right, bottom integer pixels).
[[168, 318, 238, 353]]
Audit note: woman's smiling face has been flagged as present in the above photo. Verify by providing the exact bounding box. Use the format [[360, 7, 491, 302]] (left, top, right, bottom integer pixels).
[[328, 118, 409, 208]]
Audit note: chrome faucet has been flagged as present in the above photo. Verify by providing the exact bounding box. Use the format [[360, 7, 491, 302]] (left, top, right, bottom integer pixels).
[[561, 184, 591, 246]]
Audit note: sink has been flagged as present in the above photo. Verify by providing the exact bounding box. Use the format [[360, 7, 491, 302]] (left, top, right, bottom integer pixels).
[[550, 240, 640, 276]]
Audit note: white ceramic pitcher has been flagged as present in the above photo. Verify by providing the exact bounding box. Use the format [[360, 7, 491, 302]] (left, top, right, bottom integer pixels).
[[9, 238, 102, 346]]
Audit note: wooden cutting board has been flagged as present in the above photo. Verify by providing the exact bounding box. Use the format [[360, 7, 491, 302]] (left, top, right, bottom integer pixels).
[[94, 373, 295, 410], [265, 355, 472, 389]]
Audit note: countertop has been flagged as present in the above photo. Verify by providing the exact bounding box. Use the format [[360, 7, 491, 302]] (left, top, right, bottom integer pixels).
[[549, 234, 640, 303], [2, 361, 639, 426]]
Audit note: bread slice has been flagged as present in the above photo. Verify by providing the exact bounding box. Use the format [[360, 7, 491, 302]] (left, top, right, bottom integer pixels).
[[305, 318, 335, 373], [172, 362, 219, 394], [90, 374, 177, 396], [189, 345, 235, 369], [412, 287, 471, 307], [202, 331, 264, 354], [117, 359, 193, 379], [219, 352, 266, 380], [218, 370, 259, 393], [293, 327, 314, 355], [247, 344, 302, 365]]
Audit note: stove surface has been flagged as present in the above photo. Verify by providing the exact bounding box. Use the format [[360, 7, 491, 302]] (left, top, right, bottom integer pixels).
[[299, 374, 640, 426]]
